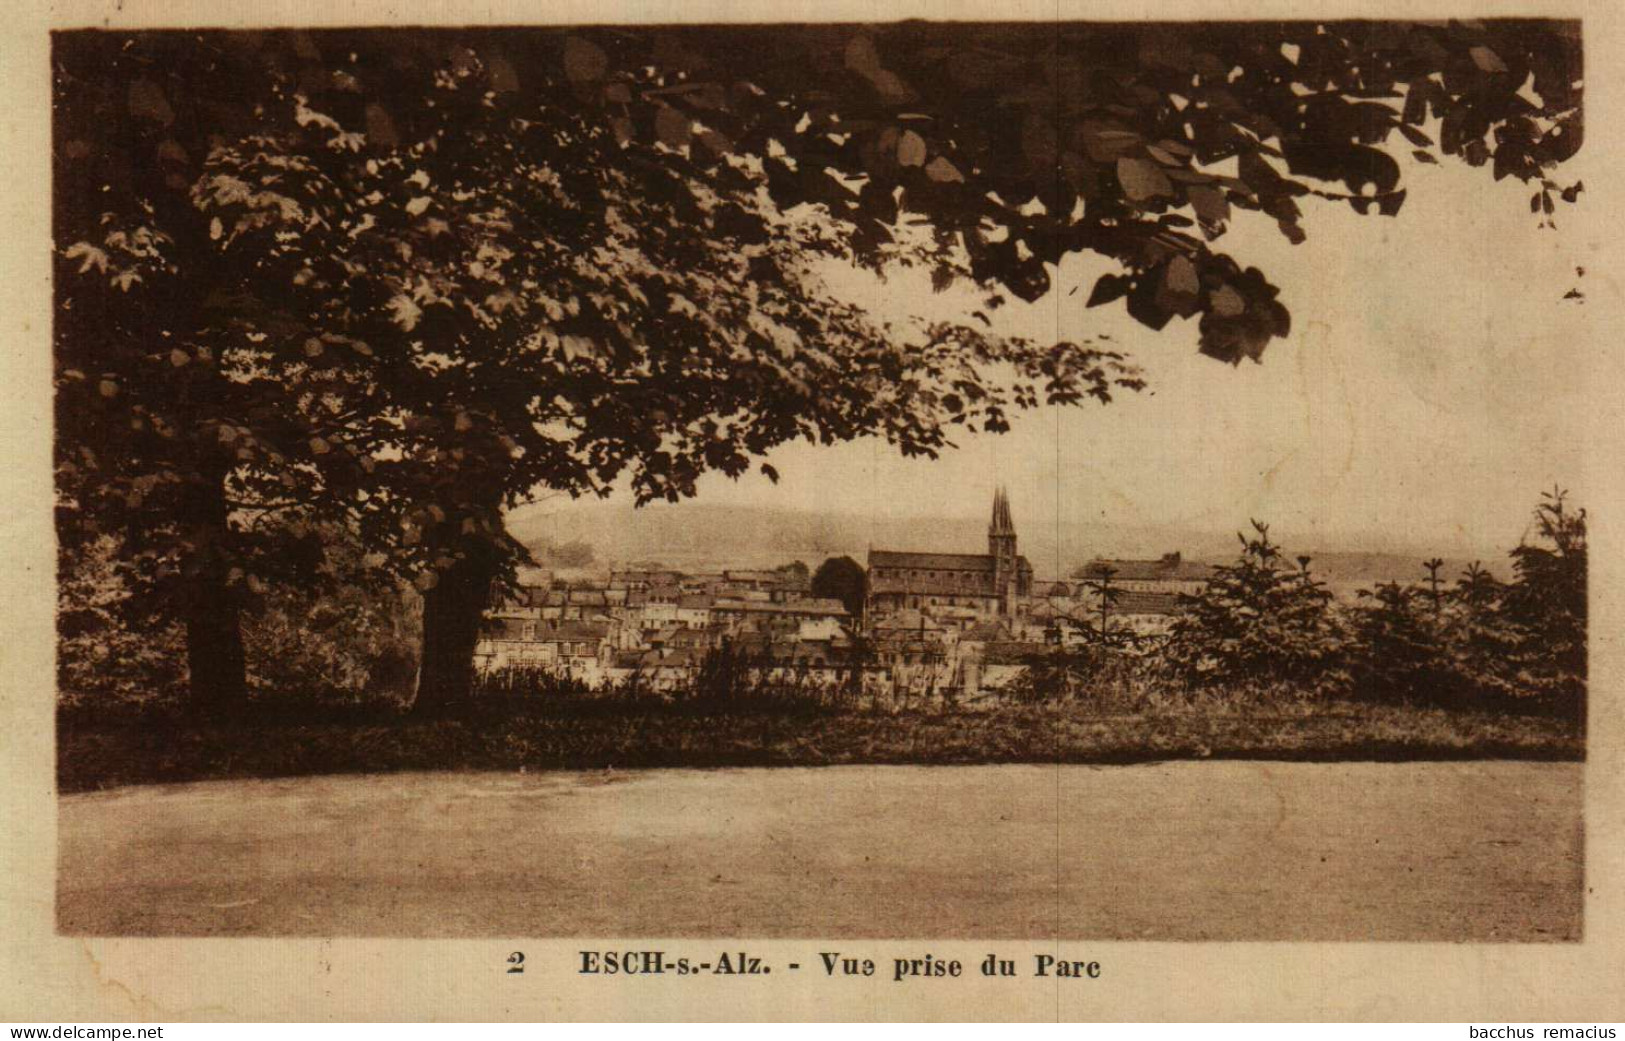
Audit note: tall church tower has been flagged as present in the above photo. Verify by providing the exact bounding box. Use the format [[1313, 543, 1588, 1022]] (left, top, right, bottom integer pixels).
[[989, 486, 1018, 615]]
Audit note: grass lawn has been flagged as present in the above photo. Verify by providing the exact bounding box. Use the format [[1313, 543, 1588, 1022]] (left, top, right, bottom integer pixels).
[[57, 696, 1583, 792]]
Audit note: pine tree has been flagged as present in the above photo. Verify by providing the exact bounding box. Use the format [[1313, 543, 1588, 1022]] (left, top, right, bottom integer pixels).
[[1501, 488, 1587, 711], [1348, 578, 1455, 703], [1162, 522, 1348, 695]]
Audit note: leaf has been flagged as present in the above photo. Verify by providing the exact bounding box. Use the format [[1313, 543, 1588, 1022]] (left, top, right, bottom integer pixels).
[[897, 129, 927, 167], [128, 78, 175, 125], [844, 34, 881, 76], [1186, 185, 1229, 229], [1117, 157, 1172, 202], [168, 348, 189, 367], [1086, 273, 1132, 308], [63, 242, 109, 275], [1021, 114, 1058, 170], [1155, 256, 1201, 318], [415, 570, 439, 592], [563, 36, 608, 83], [387, 294, 422, 331], [1079, 122, 1141, 163], [1397, 123, 1433, 148], [310, 436, 331, 455], [655, 107, 692, 149], [924, 156, 964, 183], [1412, 149, 1438, 164], [1211, 284, 1247, 317], [364, 104, 399, 149], [97, 379, 118, 399], [487, 55, 520, 93], [561, 335, 597, 362], [1469, 46, 1508, 74], [1146, 144, 1184, 167], [1165, 255, 1200, 296], [697, 129, 732, 156]]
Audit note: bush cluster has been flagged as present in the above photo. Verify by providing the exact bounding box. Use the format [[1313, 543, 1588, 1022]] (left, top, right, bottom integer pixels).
[[1039, 490, 1586, 717]]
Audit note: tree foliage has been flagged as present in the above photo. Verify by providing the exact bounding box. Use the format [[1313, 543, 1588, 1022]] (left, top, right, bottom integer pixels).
[[1162, 523, 1349, 695], [52, 22, 1583, 707], [811, 555, 867, 620], [1501, 488, 1587, 703], [1165, 491, 1585, 711], [555, 20, 1582, 361]]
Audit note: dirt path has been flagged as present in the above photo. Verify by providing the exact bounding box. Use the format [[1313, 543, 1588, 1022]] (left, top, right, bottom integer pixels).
[[57, 762, 1583, 940]]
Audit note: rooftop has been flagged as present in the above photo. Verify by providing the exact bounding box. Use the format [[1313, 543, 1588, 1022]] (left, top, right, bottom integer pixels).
[[1112, 590, 1183, 616], [1077, 552, 1216, 583], [869, 550, 997, 572]]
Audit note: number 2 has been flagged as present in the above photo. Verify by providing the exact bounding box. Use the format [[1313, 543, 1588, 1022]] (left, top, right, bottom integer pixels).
[[507, 951, 525, 974]]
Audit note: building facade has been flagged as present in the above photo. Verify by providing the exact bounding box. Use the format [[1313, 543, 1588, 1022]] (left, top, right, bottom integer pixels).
[[865, 487, 1035, 628]]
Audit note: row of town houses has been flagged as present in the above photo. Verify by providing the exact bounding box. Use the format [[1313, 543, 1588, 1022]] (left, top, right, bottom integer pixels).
[[473, 489, 1216, 696]]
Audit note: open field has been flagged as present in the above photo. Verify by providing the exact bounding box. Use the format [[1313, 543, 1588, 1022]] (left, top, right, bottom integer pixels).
[[57, 700, 1581, 793], [57, 761, 1583, 940]]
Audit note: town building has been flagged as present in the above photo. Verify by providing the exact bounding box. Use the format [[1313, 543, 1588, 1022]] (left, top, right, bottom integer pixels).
[[473, 488, 1216, 699], [865, 487, 1034, 627], [1074, 552, 1215, 595]]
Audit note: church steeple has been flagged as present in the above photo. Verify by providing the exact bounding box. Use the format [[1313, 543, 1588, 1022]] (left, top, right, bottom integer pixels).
[[989, 485, 1016, 538], [988, 486, 1018, 615]]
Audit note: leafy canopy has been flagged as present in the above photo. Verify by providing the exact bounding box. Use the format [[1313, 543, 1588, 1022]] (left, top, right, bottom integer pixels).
[[54, 22, 1583, 596], [55, 28, 1143, 593]]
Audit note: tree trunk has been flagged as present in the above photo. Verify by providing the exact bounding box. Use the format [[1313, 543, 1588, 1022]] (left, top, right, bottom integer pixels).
[[182, 466, 246, 716], [186, 576, 247, 716], [414, 547, 500, 715]]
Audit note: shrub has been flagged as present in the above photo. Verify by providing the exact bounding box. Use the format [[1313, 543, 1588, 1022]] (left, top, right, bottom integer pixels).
[[1160, 521, 1351, 696], [57, 535, 188, 713], [1497, 489, 1587, 712], [1346, 580, 1461, 704]]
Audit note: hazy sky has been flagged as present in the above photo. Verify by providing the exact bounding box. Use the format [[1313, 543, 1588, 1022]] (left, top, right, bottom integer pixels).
[[515, 146, 1597, 561]]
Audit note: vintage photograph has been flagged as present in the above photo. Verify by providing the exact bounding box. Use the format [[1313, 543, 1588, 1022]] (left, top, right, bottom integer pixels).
[[51, 18, 1590, 943]]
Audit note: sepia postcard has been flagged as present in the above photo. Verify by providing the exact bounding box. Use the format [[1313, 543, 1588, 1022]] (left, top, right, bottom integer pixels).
[[3, 0, 1625, 1023]]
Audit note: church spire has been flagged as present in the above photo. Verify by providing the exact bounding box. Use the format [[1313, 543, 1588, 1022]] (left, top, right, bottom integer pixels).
[[989, 485, 1015, 536]]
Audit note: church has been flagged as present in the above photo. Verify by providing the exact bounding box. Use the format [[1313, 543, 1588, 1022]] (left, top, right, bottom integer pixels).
[[865, 488, 1034, 628]]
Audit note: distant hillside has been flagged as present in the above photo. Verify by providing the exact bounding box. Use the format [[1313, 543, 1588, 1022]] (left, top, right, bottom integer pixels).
[[507, 500, 1508, 585]]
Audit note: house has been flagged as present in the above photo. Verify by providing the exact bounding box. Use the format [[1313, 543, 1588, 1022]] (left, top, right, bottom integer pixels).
[[710, 597, 849, 631], [676, 594, 714, 630], [609, 568, 683, 591], [1111, 590, 1184, 635], [604, 646, 704, 691], [473, 619, 610, 673]]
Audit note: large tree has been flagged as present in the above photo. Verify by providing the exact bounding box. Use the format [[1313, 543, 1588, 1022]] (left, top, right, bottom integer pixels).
[[811, 556, 867, 620], [53, 22, 1583, 709]]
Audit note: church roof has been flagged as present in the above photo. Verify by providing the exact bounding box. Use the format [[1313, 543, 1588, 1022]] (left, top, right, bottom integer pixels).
[[869, 550, 997, 572]]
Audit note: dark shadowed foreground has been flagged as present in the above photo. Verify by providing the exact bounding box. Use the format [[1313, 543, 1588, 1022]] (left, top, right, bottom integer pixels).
[[58, 762, 1581, 941]]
